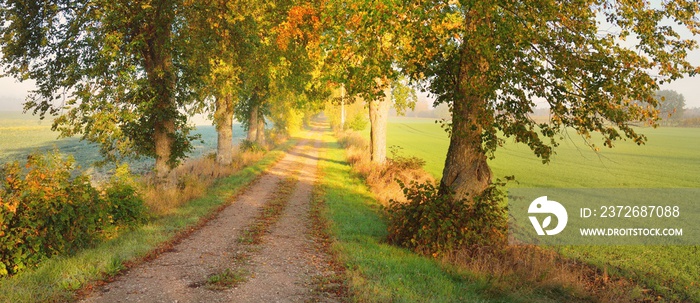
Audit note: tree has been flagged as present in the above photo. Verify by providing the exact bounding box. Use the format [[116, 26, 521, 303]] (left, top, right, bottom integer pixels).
[[188, 0, 252, 166], [368, 79, 417, 162], [187, 0, 285, 163], [0, 0, 206, 178], [321, 1, 406, 164], [391, 76, 418, 116], [399, 1, 699, 201], [236, 87, 268, 146], [214, 92, 236, 164], [225, 0, 323, 148], [325, 86, 368, 130], [368, 84, 392, 163], [655, 89, 686, 122]]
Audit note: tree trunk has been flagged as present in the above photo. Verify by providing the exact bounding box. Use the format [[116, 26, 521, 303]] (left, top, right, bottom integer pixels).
[[340, 98, 346, 130], [247, 101, 258, 141], [255, 114, 266, 146], [368, 87, 390, 164], [143, 3, 177, 180], [215, 94, 234, 165], [438, 28, 494, 201], [438, 95, 492, 201], [340, 84, 346, 129], [153, 118, 175, 179]]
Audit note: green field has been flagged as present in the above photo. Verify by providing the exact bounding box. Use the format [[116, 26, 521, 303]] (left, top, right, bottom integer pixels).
[[0, 111, 245, 175], [381, 117, 700, 187], [371, 117, 700, 301]]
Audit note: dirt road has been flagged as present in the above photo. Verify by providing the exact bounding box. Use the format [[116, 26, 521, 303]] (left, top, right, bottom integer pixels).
[[80, 122, 340, 303]]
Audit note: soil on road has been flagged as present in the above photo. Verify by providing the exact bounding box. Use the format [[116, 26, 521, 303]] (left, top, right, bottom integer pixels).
[[80, 122, 341, 303]]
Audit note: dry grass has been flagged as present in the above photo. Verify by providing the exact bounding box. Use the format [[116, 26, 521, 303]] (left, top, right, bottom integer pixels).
[[447, 245, 647, 302], [142, 146, 265, 215], [336, 130, 652, 302], [337, 130, 434, 205], [266, 131, 290, 149]]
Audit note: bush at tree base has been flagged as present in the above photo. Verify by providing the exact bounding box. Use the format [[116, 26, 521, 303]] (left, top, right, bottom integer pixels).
[[239, 140, 267, 153], [0, 152, 146, 277], [387, 180, 508, 257]]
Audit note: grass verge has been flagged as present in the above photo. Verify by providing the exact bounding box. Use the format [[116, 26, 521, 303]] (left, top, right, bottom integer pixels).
[[315, 132, 498, 303], [337, 128, 665, 302], [309, 152, 349, 301], [0, 139, 296, 303]]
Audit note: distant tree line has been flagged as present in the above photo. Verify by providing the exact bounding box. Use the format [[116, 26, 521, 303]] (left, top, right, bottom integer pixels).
[[679, 107, 700, 127], [389, 99, 451, 120]]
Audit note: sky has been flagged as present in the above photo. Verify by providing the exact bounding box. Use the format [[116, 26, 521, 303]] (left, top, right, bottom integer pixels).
[[0, 78, 35, 111]]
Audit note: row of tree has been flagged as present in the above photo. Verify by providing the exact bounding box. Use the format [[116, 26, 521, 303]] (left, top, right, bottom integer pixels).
[[0, 0, 324, 179], [1, 1, 698, 211]]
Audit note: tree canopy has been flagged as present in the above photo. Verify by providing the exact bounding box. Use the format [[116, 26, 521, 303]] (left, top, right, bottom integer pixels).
[[0, 0, 208, 175], [0, 0, 325, 172], [655, 89, 686, 121], [395, 0, 699, 199]]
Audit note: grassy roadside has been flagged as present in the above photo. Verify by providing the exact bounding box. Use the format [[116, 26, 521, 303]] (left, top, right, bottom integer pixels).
[[315, 131, 573, 303], [376, 118, 700, 301], [0, 140, 296, 303]]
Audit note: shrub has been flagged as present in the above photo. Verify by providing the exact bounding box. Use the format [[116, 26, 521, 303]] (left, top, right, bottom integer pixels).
[[388, 145, 426, 170], [141, 144, 268, 215], [239, 140, 267, 153], [0, 152, 145, 277], [346, 113, 368, 131], [267, 130, 289, 147], [336, 131, 434, 205], [104, 164, 147, 227], [387, 180, 508, 257]]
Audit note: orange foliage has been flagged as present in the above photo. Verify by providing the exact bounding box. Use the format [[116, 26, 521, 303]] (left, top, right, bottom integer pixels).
[[276, 5, 321, 51]]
